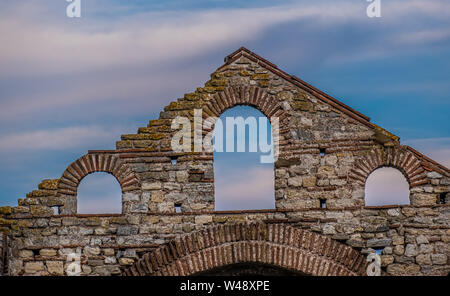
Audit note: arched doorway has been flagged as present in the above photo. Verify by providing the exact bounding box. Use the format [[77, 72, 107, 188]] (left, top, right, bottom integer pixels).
[[193, 262, 308, 276]]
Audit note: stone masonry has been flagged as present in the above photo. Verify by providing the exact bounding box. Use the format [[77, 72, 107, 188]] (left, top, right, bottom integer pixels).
[[0, 47, 449, 276]]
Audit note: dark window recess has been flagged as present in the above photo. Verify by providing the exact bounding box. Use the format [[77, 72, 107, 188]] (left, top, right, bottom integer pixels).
[[1, 234, 6, 276], [175, 204, 182, 213], [320, 199, 326, 209], [439, 192, 448, 204], [374, 247, 384, 255], [52, 206, 59, 215], [171, 157, 178, 165], [319, 148, 326, 156]]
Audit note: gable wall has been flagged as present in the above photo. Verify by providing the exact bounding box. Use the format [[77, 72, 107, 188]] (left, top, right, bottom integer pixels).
[[0, 50, 449, 276]]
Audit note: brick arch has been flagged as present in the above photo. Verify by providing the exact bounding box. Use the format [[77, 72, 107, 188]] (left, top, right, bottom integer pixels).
[[57, 153, 140, 197], [122, 223, 368, 276], [349, 146, 428, 188], [201, 86, 291, 147]]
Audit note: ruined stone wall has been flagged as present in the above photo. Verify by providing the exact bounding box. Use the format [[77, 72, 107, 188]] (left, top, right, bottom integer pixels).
[[0, 205, 449, 276], [0, 48, 448, 276], [0, 233, 4, 275]]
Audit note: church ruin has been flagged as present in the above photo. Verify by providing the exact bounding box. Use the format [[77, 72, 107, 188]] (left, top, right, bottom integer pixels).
[[0, 47, 448, 276]]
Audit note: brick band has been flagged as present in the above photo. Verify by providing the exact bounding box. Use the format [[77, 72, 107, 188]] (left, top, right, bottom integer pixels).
[[58, 154, 140, 197], [349, 146, 428, 188]]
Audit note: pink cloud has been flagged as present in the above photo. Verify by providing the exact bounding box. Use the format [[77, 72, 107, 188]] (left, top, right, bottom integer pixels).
[[215, 166, 275, 210]]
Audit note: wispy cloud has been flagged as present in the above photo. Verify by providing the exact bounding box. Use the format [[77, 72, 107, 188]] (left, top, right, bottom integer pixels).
[[77, 172, 122, 213], [0, 125, 125, 151], [365, 167, 410, 206], [215, 166, 275, 210], [0, 2, 360, 77], [5, 0, 450, 77], [403, 137, 450, 168]]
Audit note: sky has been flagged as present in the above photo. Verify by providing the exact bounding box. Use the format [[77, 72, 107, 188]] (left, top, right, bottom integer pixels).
[[0, 0, 449, 210]]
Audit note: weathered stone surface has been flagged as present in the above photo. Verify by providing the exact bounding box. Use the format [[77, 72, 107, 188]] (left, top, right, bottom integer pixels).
[[392, 236, 405, 245], [367, 238, 392, 248], [322, 224, 336, 235], [416, 254, 432, 265], [195, 215, 213, 224], [119, 258, 134, 266], [302, 177, 317, 188], [84, 246, 101, 256], [287, 176, 302, 187], [19, 250, 34, 258], [410, 193, 437, 206], [431, 254, 447, 265], [25, 262, 44, 274], [404, 244, 419, 257], [30, 205, 53, 217], [381, 255, 394, 266], [117, 226, 139, 236], [38, 179, 59, 190], [0, 206, 12, 215], [142, 182, 162, 190], [416, 235, 429, 244], [46, 261, 64, 275], [40, 249, 57, 257]]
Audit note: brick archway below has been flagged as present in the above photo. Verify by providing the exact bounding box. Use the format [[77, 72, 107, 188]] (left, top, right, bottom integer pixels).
[[123, 223, 369, 276]]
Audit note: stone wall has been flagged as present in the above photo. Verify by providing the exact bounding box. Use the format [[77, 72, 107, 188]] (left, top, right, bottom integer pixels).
[[0, 47, 448, 276], [0, 205, 449, 276], [0, 233, 4, 275]]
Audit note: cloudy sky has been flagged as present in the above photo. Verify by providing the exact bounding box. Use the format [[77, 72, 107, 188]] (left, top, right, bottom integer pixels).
[[0, 0, 449, 211]]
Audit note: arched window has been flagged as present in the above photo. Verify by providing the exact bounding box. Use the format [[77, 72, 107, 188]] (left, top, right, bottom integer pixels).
[[77, 172, 122, 214], [213, 106, 275, 211], [365, 167, 410, 206]]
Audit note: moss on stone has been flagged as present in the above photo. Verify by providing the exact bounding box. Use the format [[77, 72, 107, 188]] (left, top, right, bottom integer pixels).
[[110, 217, 128, 225], [121, 134, 151, 140], [206, 78, 228, 87], [294, 92, 310, 101], [239, 70, 251, 76], [116, 140, 132, 149], [12, 206, 30, 214], [251, 73, 270, 80], [46, 197, 65, 207], [85, 217, 102, 226], [373, 124, 400, 142], [0, 206, 12, 215], [132, 140, 151, 148], [17, 220, 33, 228], [26, 190, 54, 198], [30, 205, 53, 217], [292, 100, 313, 111], [148, 119, 172, 127], [38, 179, 59, 190], [0, 218, 15, 225], [137, 127, 153, 134], [199, 86, 224, 93], [148, 133, 165, 140], [258, 80, 270, 87], [184, 93, 198, 100]]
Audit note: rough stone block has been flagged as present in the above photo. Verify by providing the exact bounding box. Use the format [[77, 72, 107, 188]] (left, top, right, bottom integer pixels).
[[46, 261, 64, 275], [25, 262, 44, 274]]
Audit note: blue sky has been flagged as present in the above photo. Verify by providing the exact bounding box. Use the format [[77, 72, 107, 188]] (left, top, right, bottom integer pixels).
[[0, 0, 449, 209]]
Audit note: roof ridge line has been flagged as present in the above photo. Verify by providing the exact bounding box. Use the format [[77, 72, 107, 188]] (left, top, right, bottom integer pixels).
[[219, 47, 372, 124]]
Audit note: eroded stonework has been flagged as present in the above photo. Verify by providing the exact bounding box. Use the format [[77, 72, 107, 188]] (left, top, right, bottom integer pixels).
[[0, 47, 449, 276]]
